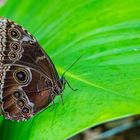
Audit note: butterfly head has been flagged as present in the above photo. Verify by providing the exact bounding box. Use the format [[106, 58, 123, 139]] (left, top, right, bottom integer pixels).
[[59, 76, 66, 92], [53, 76, 66, 95], [55, 76, 77, 95]]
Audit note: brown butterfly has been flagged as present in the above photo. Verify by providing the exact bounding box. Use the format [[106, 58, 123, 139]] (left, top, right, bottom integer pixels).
[[0, 17, 70, 121]]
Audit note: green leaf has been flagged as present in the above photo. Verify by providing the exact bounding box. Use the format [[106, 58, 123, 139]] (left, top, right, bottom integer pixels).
[[0, 0, 140, 139]]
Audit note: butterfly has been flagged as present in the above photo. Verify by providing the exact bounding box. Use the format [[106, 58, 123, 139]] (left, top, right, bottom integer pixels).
[[0, 17, 68, 121]]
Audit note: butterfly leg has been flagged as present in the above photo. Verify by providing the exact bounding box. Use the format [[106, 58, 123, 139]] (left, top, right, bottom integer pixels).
[[50, 92, 55, 111], [60, 93, 64, 105], [0, 100, 2, 115]]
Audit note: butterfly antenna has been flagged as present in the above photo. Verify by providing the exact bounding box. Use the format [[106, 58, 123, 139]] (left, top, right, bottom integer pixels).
[[65, 80, 78, 91], [62, 55, 82, 77], [61, 55, 82, 91]]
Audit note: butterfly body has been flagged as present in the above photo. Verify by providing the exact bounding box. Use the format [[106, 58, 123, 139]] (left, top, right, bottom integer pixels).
[[0, 18, 66, 121]]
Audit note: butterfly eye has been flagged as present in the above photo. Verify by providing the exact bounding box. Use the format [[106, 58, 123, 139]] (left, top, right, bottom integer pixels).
[[22, 107, 30, 114], [10, 42, 21, 52], [17, 99, 25, 108], [13, 68, 30, 84], [13, 91, 22, 98], [8, 28, 21, 39]]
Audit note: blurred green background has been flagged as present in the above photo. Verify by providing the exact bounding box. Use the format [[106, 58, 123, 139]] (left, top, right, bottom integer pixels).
[[0, 0, 140, 140]]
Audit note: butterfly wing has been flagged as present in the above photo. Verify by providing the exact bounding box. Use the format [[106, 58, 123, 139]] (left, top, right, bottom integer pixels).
[[4, 19, 59, 81], [2, 65, 53, 120], [0, 18, 59, 120]]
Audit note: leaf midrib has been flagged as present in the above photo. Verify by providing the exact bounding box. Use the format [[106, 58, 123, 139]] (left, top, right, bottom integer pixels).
[[57, 66, 140, 102]]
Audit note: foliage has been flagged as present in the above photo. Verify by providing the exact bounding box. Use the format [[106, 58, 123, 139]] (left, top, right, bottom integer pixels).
[[0, 0, 140, 139]]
